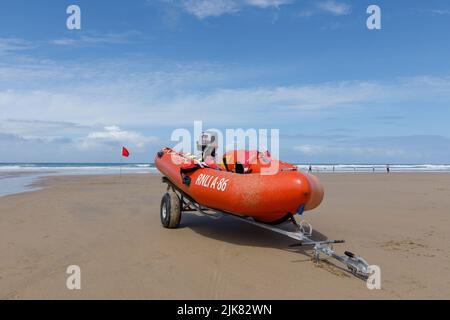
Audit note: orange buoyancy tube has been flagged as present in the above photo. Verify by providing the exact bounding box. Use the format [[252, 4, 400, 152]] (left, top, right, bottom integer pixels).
[[155, 148, 324, 223], [222, 150, 298, 174]]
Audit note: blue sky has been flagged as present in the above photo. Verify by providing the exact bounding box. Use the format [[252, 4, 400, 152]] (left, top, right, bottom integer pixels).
[[1, 0, 450, 163]]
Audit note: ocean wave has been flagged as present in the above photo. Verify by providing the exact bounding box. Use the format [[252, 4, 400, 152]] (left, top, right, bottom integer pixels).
[[0, 164, 157, 172], [296, 164, 450, 172], [1, 163, 450, 173]]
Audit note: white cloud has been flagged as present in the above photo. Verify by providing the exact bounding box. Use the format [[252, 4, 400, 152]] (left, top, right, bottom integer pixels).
[[245, 0, 292, 9], [50, 30, 145, 47], [166, 0, 349, 19], [0, 119, 160, 162], [0, 38, 34, 55], [428, 9, 450, 16], [295, 144, 324, 155], [294, 144, 405, 157], [0, 119, 89, 141], [291, 135, 450, 163], [1, 54, 450, 162], [316, 0, 351, 16], [2, 50, 450, 163], [0, 120, 158, 149], [0, 32, 145, 57], [182, 0, 239, 18], [2, 56, 450, 128], [176, 0, 291, 19], [77, 126, 158, 149]]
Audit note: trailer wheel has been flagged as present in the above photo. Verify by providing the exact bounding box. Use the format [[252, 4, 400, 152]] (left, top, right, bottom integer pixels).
[[160, 191, 181, 229]]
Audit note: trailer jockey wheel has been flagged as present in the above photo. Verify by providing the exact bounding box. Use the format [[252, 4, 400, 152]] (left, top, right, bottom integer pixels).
[[160, 190, 181, 229]]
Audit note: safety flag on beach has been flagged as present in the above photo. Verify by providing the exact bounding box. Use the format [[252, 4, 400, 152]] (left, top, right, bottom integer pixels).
[[120, 146, 129, 177], [122, 146, 130, 158]]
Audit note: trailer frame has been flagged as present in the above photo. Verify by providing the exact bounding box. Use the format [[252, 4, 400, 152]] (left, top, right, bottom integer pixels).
[[161, 176, 372, 279]]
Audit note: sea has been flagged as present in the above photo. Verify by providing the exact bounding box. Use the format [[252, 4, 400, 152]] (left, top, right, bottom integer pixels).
[[1, 163, 449, 197]]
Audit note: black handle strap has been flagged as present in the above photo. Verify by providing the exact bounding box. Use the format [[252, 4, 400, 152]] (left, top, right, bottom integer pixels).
[[223, 155, 230, 172]]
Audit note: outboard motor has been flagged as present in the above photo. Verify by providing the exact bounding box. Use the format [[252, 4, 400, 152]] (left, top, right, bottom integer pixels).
[[196, 132, 218, 162]]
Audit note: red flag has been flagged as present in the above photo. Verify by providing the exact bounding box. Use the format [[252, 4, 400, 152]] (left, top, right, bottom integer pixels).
[[122, 147, 130, 157]]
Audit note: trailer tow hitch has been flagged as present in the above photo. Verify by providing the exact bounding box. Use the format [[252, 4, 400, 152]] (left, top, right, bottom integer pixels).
[[290, 239, 370, 278]]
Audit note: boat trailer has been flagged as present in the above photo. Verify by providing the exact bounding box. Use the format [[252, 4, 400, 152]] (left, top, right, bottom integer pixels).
[[161, 177, 371, 279]]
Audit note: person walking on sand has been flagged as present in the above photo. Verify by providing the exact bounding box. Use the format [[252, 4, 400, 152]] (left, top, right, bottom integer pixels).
[[308, 165, 312, 173], [386, 164, 390, 173]]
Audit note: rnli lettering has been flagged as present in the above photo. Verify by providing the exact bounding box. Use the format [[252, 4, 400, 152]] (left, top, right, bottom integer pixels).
[[195, 174, 229, 191]]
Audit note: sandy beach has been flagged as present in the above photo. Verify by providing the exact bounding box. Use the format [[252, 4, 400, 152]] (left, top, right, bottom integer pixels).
[[1, 173, 450, 299]]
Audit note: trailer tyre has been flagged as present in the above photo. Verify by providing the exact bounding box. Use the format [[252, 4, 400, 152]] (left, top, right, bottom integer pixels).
[[160, 191, 181, 229]]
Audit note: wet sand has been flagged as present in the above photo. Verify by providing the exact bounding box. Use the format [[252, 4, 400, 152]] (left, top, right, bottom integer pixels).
[[1, 173, 450, 299]]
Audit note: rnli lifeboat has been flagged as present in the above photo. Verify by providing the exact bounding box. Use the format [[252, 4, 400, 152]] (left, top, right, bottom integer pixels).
[[155, 147, 324, 227]]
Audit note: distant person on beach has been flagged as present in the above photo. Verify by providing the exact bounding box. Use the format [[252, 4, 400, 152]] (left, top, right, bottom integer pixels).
[[373, 166, 375, 172], [333, 165, 335, 172], [308, 165, 312, 173], [386, 164, 390, 173]]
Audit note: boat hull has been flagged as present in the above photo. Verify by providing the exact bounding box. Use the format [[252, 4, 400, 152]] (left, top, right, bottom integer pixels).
[[155, 150, 324, 223]]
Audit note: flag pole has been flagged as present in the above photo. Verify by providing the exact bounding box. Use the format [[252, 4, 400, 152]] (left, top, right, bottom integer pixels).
[[120, 146, 130, 177]]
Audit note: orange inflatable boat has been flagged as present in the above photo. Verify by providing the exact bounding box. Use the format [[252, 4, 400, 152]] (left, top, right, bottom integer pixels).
[[155, 140, 373, 279], [155, 147, 324, 225]]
